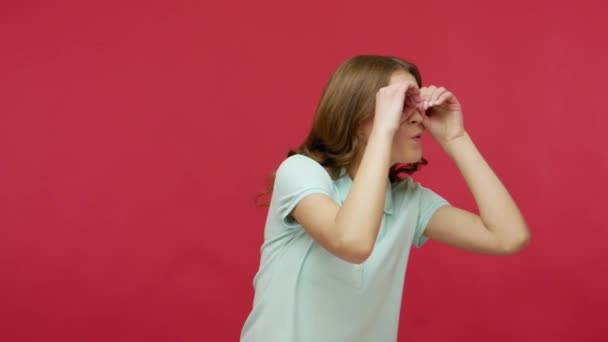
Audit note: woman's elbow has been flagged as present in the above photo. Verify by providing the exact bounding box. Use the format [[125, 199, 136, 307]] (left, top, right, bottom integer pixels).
[[337, 235, 374, 264], [348, 248, 373, 264], [500, 229, 531, 255]]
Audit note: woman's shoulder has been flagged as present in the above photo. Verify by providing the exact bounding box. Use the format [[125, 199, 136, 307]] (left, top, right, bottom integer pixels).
[[278, 154, 321, 171], [276, 154, 333, 184], [280, 153, 315, 164]]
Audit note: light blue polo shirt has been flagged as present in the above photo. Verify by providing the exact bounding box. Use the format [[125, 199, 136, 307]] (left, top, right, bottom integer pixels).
[[241, 154, 449, 341]]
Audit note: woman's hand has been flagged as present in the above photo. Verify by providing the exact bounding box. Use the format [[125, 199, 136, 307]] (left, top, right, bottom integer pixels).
[[374, 81, 421, 134], [418, 86, 465, 145]]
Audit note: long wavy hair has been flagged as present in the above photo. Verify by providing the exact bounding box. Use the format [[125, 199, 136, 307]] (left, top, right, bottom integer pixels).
[[257, 55, 428, 206]]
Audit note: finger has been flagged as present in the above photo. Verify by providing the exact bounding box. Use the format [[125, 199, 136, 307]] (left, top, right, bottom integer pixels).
[[413, 95, 425, 111], [421, 86, 436, 109], [383, 81, 407, 93], [424, 85, 437, 94], [420, 111, 431, 127], [418, 88, 428, 110], [405, 94, 420, 108], [430, 87, 447, 106], [416, 102, 426, 112], [406, 83, 420, 95], [434, 90, 454, 106], [384, 82, 408, 101], [404, 83, 421, 106], [397, 81, 415, 98], [406, 89, 422, 104]]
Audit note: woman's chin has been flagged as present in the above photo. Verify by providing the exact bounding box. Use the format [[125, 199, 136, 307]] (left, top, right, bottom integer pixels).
[[393, 153, 423, 165], [391, 155, 422, 165]]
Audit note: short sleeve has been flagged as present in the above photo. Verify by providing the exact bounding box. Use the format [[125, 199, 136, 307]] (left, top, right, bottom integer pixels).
[[412, 185, 450, 248], [273, 155, 334, 228]]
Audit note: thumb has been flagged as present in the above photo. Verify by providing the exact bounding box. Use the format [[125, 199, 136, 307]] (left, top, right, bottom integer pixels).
[[421, 112, 432, 127]]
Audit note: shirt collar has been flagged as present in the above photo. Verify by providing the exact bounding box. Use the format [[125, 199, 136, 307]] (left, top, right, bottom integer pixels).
[[335, 169, 393, 215]]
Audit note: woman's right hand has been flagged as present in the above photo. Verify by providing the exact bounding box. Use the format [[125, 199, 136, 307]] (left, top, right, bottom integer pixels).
[[373, 81, 421, 134]]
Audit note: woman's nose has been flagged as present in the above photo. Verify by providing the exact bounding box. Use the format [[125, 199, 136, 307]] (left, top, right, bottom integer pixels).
[[409, 110, 423, 124]]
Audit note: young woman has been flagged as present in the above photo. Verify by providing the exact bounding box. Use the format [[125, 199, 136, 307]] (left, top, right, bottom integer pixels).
[[241, 55, 530, 341]]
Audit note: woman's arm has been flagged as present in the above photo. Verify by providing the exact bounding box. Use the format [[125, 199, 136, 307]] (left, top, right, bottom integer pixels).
[[293, 81, 421, 263], [293, 129, 391, 263], [419, 86, 530, 254], [424, 132, 530, 254]]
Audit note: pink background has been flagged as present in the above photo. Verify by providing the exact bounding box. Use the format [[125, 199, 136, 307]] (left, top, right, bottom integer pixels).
[[1, 0, 606, 341]]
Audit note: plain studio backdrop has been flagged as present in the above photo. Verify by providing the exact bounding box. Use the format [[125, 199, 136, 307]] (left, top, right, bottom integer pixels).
[[1, 0, 606, 341]]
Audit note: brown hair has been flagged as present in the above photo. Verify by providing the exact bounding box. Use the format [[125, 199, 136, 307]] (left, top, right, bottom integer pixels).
[[257, 55, 428, 205]]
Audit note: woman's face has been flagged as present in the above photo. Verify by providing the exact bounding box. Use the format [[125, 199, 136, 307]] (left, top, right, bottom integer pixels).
[[359, 70, 425, 165]]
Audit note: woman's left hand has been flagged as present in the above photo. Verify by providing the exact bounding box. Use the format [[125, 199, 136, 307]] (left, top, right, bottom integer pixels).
[[418, 86, 466, 145]]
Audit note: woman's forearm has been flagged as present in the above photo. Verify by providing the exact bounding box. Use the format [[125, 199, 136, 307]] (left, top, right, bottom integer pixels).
[[334, 128, 393, 259], [442, 132, 530, 250]]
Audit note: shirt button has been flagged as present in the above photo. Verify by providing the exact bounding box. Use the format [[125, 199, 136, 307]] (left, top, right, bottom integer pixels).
[[354, 264, 362, 270]]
